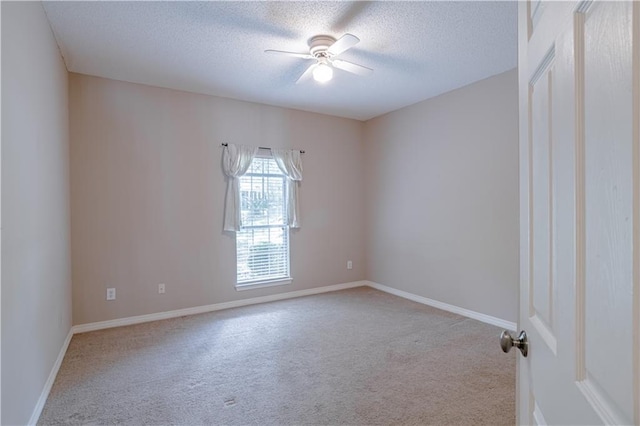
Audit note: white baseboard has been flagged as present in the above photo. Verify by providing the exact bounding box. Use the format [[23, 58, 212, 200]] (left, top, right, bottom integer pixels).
[[365, 281, 517, 331], [28, 328, 73, 426], [73, 280, 367, 334]]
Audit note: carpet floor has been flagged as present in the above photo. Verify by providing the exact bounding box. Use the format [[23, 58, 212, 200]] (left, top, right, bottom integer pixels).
[[38, 287, 516, 425]]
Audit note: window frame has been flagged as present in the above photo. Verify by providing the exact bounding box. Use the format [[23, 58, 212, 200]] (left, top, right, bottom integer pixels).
[[235, 154, 291, 290]]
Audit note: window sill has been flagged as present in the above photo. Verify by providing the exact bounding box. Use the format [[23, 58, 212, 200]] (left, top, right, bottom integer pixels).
[[235, 278, 292, 291]]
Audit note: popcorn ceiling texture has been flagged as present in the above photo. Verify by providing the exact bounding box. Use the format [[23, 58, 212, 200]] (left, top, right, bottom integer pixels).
[[43, 1, 517, 121]]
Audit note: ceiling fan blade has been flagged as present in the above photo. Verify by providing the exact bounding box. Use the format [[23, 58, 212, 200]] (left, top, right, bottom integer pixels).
[[265, 50, 313, 60], [331, 59, 373, 76], [296, 63, 318, 84], [327, 33, 360, 56]]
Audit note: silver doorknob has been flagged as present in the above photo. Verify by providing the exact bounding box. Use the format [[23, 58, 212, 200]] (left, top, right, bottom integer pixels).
[[500, 330, 528, 357]]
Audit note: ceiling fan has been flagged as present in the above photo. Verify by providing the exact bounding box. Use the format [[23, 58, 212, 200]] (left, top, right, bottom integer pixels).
[[265, 34, 373, 84]]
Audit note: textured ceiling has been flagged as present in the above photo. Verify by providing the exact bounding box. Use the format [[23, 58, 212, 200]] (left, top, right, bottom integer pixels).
[[42, 1, 517, 121]]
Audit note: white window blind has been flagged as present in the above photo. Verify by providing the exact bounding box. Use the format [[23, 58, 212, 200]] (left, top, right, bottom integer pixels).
[[236, 156, 290, 285]]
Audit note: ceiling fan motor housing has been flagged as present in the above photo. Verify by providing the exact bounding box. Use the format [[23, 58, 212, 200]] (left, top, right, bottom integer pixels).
[[309, 35, 336, 58]]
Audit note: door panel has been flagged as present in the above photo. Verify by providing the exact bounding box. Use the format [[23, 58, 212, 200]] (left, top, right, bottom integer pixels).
[[518, 1, 639, 424], [579, 2, 635, 424], [529, 47, 557, 353]]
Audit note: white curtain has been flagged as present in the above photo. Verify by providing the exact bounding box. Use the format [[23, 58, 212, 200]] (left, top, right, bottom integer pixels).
[[272, 148, 303, 228], [222, 144, 258, 231]]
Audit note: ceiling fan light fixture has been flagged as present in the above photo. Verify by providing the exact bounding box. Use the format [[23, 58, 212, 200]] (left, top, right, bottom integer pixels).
[[313, 63, 333, 83]]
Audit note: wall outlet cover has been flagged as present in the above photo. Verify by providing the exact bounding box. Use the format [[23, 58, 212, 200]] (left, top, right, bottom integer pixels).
[[106, 288, 116, 300]]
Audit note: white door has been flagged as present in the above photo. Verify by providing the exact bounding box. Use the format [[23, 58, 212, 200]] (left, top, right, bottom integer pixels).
[[516, 1, 639, 424]]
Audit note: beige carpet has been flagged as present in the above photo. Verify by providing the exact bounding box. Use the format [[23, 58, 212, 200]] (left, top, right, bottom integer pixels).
[[38, 287, 516, 425]]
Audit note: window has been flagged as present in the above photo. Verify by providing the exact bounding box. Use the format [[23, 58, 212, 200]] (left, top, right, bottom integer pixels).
[[236, 155, 290, 288]]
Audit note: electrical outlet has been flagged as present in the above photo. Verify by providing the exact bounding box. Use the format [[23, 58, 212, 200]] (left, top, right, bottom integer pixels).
[[347, 260, 353, 270], [106, 288, 116, 301], [158, 283, 165, 294]]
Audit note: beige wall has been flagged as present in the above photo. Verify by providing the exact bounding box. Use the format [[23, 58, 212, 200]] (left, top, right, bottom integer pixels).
[[1, 2, 72, 425], [364, 69, 519, 322], [69, 74, 366, 325], [69, 69, 517, 326]]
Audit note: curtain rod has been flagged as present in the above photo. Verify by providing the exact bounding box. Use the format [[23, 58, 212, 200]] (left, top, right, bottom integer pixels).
[[221, 143, 305, 154]]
